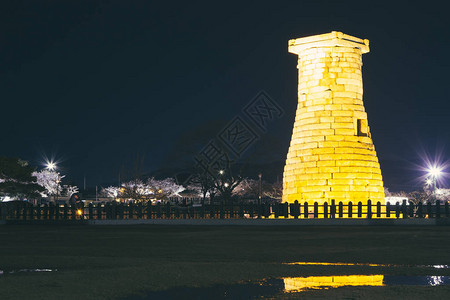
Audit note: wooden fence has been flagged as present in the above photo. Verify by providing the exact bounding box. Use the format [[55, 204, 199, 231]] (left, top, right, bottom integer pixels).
[[1, 200, 449, 221]]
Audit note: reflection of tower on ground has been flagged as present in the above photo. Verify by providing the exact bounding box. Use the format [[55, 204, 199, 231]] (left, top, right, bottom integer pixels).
[[283, 275, 384, 292]]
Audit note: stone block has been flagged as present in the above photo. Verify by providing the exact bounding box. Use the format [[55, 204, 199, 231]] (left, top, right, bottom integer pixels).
[[317, 160, 336, 167]]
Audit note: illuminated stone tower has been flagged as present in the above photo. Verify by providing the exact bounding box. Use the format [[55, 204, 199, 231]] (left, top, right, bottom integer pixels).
[[283, 31, 384, 205]]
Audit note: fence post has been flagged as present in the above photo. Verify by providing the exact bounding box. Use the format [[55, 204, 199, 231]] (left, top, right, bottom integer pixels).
[[64, 204, 68, 220], [97, 204, 102, 220], [105, 203, 111, 219], [338, 202, 343, 218], [89, 203, 93, 220], [386, 202, 391, 218], [445, 202, 449, 218], [348, 201, 352, 218], [220, 202, 224, 219], [395, 202, 400, 219], [156, 202, 162, 218], [118, 203, 124, 219], [258, 203, 264, 219], [182, 204, 187, 219], [49, 202, 54, 220], [200, 203, 205, 219], [402, 200, 407, 219], [112, 201, 117, 219], [264, 203, 271, 218], [330, 200, 335, 219], [367, 200, 372, 219], [427, 201, 432, 218], [145, 202, 151, 219], [408, 201, 415, 218], [36, 204, 42, 220], [129, 202, 134, 220], [191, 203, 196, 219], [29, 204, 34, 220], [174, 205, 180, 219], [20, 202, 27, 220], [436, 201, 441, 218], [417, 202, 423, 218], [274, 203, 279, 219], [165, 202, 171, 219], [70, 203, 76, 220], [357, 202, 362, 218], [290, 200, 300, 219], [313, 202, 318, 219], [210, 203, 216, 219], [239, 202, 244, 218], [303, 202, 308, 219], [21, 203, 27, 220], [55, 203, 60, 220], [376, 201, 381, 218], [282, 202, 288, 218], [323, 202, 328, 219]]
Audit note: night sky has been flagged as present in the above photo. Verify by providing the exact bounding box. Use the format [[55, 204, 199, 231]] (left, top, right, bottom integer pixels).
[[1, 1, 449, 191]]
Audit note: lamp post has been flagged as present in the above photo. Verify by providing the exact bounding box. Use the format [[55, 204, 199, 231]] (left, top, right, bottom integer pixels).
[[258, 173, 262, 206], [428, 166, 441, 203], [46, 162, 59, 203]]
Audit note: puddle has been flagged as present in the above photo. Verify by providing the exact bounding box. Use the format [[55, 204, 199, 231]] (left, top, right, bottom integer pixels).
[[126, 275, 450, 299], [283, 275, 450, 292], [0, 268, 57, 275]]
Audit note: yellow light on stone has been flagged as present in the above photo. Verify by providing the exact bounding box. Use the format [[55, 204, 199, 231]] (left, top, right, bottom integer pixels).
[[283, 31, 385, 205]]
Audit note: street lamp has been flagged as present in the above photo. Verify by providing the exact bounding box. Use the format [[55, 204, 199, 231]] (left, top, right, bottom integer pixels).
[[428, 166, 442, 203], [46, 161, 59, 202], [46, 161, 56, 171]]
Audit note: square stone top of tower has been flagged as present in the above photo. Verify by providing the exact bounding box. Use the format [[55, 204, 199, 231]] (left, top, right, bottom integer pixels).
[[289, 31, 370, 55]]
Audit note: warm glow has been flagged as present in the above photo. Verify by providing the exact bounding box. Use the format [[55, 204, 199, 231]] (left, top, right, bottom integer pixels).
[[77, 209, 83, 216], [283, 275, 384, 292]]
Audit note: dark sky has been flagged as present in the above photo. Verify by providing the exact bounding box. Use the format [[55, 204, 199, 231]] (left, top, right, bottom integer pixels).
[[1, 1, 449, 191]]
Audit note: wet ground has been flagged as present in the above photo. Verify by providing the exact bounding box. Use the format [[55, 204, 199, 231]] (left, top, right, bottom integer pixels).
[[124, 262, 450, 299]]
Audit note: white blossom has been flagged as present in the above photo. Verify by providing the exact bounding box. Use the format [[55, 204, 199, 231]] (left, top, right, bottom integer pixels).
[[32, 170, 64, 197], [101, 186, 120, 198]]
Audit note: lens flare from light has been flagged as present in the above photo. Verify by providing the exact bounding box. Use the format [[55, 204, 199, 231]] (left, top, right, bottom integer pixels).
[[46, 162, 56, 171], [412, 146, 449, 188], [428, 166, 442, 178]]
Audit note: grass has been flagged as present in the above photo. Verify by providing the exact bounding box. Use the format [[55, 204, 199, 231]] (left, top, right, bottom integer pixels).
[[0, 225, 449, 299]]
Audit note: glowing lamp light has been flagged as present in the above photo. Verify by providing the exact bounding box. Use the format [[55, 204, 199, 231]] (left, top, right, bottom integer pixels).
[[428, 166, 442, 178], [77, 209, 83, 216], [224, 183, 229, 188], [219, 170, 224, 175], [46, 162, 56, 171]]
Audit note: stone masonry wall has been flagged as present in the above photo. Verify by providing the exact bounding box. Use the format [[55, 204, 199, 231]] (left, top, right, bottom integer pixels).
[[283, 36, 384, 205]]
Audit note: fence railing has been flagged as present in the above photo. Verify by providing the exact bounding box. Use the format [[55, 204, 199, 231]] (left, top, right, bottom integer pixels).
[[1, 200, 449, 221]]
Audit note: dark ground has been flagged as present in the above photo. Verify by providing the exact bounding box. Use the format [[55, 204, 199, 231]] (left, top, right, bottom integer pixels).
[[0, 225, 449, 299]]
